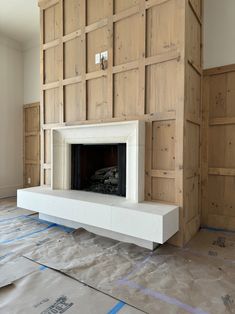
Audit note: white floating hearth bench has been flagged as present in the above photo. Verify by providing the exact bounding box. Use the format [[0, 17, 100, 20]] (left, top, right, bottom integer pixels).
[[17, 121, 179, 250]]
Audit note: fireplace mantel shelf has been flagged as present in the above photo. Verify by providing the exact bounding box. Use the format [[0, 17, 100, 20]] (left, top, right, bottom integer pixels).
[[18, 186, 179, 248]]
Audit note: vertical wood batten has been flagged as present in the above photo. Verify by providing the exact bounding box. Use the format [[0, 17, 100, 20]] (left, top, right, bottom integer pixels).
[[40, 9, 45, 185], [107, 1, 114, 118]]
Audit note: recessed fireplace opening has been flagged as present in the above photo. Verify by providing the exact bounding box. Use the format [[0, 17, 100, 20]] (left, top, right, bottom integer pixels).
[[71, 144, 126, 197]]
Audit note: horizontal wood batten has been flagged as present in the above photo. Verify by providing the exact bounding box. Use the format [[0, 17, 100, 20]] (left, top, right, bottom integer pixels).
[[86, 70, 107, 81], [63, 30, 81, 43], [113, 6, 139, 22], [85, 19, 108, 33], [25, 160, 40, 165], [208, 168, 235, 177], [25, 132, 39, 137], [145, 50, 180, 66], [209, 117, 235, 126], [151, 170, 175, 179], [43, 39, 60, 50], [113, 61, 139, 74], [203, 64, 235, 76], [63, 76, 82, 86], [42, 123, 65, 130], [43, 81, 60, 90], [64, 111, 176, 127], [38, 0, 59, 10], [145, 0, 171, 9]]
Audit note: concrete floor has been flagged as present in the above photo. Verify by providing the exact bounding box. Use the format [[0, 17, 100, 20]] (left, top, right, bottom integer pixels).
[[0, 197, 234, 314]]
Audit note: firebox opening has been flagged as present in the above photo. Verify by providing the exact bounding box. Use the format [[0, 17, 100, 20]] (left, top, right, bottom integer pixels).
[[71, 144, 126, 197]]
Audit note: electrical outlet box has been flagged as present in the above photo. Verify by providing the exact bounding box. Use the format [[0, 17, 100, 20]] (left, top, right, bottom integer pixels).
[[95, 53, 101, 64], [100, 51, 108, 60]]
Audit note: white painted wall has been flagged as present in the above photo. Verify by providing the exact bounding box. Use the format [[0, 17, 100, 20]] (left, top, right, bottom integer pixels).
[[0, 34, 24, 197], [204, 0, 235, 69], [23, 38, 40, 104]]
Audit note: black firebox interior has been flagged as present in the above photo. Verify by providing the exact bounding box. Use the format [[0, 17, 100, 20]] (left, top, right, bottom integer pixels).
[[71, 144, 126, 197]]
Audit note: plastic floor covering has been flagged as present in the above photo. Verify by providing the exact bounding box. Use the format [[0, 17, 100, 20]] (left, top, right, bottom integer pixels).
[[0, 197, 234, 314]]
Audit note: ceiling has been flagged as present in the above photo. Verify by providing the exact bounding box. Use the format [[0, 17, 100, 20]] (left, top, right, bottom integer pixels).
[[0, 0, 39, 45]]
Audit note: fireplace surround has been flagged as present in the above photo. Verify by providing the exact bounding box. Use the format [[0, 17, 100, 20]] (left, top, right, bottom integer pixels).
[[18, 121, 179, 249]]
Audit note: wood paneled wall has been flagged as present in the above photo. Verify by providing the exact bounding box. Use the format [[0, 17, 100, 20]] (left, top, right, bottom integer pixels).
[[202, 64, 235, 231], [23, 103, 40, 188], [38, 0, 202, 246]]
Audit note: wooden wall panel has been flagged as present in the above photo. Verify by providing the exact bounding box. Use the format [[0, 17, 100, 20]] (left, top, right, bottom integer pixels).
[[87, 27, 108, 73], [64, 38, 82, 79], [44, 3, 60, 43], [64, 0, 82, 35], [152, 121, 175, 171], [64, 83, 84, 122], [44, 47, 60, 83], [114, 14, 139, 65], [38, 0, 201, 246], [86, 0, 111, 25], [44, 130, 51, 164], [114, 69, 139, 117], [203, 65, 235, 232], [152, 178, 175, 203], [186, 64, 201, 121], [44, 88, 60, 124], [146, 0, 181, 57], [209, 125, 235, 169], [24, 103, 40, 188], [114, 0, 138, 13], [146, 60, 179, 114], [187, 6, 201, 68], [87, 77, 109, 120]]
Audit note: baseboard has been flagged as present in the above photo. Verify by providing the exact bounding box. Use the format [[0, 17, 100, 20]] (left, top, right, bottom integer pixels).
[[0, 184, 23, 199]]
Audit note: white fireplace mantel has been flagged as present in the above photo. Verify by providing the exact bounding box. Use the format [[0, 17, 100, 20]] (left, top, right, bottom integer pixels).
[[52, 120, 145, 203]]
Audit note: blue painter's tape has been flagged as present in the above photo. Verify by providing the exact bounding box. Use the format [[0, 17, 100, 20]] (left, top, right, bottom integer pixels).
[[107, 301, 126, 314], [0, 223, 57, 244], [25, 216, 74, 233], [117, 279, 209, 314], [39, 265, 48, 271]]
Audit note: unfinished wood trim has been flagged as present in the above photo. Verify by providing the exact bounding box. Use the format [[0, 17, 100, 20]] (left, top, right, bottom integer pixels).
[[38, 0, 59, 10], [40, 9, 45, 185], [188, 59, 202, 76], [208, 168, 235, 177], [145, 0, 171, 9], [62, 30, 82, 43], [25, 131, 39, 137], [209, 117, 235, 126], [24, 102, 41, 109], [112, 61, 139, 74], [81, 0, 86, 121], [188, 0, 202, 25], [151, 170, 176, 179], [43, 81, 60, 90], [145, 121, 152, 201], [139, 0, 146, 115], [113, 5, 139, 22], [59, 0, 64, 124], [203, 64, 235, 76], [107, 1, 114, 118], [145, 50, 181, 66], [63, 76, 82, 86], [85, 19, 108, 33], [64, 111, 176, 127], [201, 76, 209, 226], [85, 70, 107, 81], [42, 123, 65, 129], [25, 160, 40, 165], [43, 39, 60, 50]]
